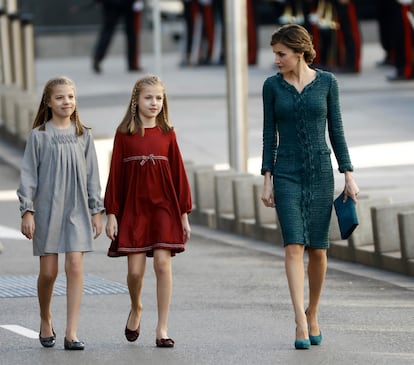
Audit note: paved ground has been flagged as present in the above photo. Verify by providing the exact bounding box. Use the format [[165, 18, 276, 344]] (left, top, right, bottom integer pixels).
[[0, 34, 414, 364]]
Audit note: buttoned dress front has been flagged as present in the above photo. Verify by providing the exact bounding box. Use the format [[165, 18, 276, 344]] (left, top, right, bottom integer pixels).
[[261, 70, 353, 248]]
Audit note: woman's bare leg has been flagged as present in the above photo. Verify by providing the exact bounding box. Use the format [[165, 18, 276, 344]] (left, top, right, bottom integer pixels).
[[285, 244, 308, 340], [153, 249, 172, 339], [65, 252, 84, 341], [126, 253, 146, 330], [306, 248, 327, 336], [38, 255, 58, 337]]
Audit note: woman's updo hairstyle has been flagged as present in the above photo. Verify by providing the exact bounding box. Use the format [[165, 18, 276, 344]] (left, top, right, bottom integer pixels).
[[270, 23, 316, 64]]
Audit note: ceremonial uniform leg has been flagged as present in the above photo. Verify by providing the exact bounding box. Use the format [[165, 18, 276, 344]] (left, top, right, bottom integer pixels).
[[333, 0, 361, 73], [388, 0, 414, 81]]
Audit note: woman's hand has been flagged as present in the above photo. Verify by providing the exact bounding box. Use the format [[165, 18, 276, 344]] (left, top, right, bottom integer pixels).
[[92, 212, 103, 239], [261, 172, 275, 208], [343, 171, 359, 203], [182, 213, 191, 242], [21, 211, 35, 239], [105, 214, 118, 241]]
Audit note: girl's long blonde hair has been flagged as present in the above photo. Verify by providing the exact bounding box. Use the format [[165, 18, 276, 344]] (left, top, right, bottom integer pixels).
[[118, 75, 173, 135], [32, 76, 87, 136]]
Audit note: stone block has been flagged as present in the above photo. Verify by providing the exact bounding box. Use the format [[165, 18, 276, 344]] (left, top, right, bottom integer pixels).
[[398, 210, 414, 260], [348, 197, 392, 269], [214, 170, 251, 232], [15, 92, 38, 142], [372, 202, 414, 254], [190, 165, 217, 228], [252, 181, 283, 245], [232, 175, 262, 237], [1, 85, 21, 135], [349, 196, 392, 249], [398, 210, 414, 275]]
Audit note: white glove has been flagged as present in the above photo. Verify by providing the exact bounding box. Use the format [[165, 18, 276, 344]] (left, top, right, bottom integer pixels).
[[133, 1, 144, 11], [198, 0, 212, 5]]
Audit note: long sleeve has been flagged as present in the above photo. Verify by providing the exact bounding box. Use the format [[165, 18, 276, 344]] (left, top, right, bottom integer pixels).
[[104, 131, 124, 216], [17, 130, 39, 216], [261, 77, 278, 175], [84, 129, 105, 214], [326, 75, 354, 172], [168, 130, 192, 214]]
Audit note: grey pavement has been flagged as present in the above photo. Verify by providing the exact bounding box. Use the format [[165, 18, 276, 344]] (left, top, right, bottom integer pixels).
[[1, 36, 414, 364]]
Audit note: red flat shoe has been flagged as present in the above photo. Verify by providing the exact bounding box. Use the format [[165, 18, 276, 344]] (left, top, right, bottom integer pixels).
[[156, 338, 175, 348], [125, 312, 140, 342]]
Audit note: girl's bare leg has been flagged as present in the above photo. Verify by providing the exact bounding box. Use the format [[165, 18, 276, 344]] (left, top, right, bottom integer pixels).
[[153, 249, 172, 339], [284, 244, 308, 340], [126, 253, 146, 330], [38, 255, 58, 337], [306, 248, 327, 336], [65, 252, 84, 341]]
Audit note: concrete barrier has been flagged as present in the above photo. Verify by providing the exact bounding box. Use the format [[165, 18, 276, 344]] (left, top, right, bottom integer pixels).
[[252, 181, 283, 245], [343, 196, 392, 266], [15, 93, 37, 143], [232, 175, 262, 237], [214, 170, 252, 232], [371, 202, 414, 273], [398, 210, 414, 275], [187, 165, 216, 228], [1, 6, 36, 146], [2, 86, 21, 135]]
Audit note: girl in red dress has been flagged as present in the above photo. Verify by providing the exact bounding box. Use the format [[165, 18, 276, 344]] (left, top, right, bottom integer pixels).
[[104, 75, 192, 348]]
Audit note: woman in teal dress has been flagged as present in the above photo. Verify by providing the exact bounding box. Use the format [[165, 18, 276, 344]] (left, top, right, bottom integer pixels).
[[261, 24, 359, 349]]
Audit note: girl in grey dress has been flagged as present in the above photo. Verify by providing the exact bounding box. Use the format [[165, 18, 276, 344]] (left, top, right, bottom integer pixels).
[[17, 76, 104, 350], [261, 25, 359, 349]]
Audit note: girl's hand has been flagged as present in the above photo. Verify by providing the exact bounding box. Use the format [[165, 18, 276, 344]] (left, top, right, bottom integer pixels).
[[182, 213, 191, 242], [92, 212, 103, 239], [21, 212, 35, 239], [343, 171, 359, 203], [261, 173, 275, 208], [105, 214, 118, 241]]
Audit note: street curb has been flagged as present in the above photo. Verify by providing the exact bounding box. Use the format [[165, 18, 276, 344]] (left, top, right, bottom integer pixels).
[[191, 224, 414, 291]]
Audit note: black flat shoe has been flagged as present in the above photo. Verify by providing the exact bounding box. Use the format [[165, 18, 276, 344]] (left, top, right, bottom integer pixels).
[[39, 328, 56, 348], [156, 338, 175, 348], [125, 311, 140, 342], [64, 337, 85, 350], [92, 60, 101, 74]]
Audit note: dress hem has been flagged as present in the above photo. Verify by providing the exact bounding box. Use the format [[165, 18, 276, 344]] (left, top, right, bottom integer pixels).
[[107, 242, 185, 258]]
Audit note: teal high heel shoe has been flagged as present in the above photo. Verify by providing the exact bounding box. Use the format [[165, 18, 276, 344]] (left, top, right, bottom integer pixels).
[[305, 308, 323, 345], [294, 338, 311, 349], [309, 331, 322, 346]]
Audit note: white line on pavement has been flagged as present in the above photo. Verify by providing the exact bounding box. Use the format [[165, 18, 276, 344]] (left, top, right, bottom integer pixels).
[[0, 325, 38, 339], [0, 190, 18, 202], [0, 225, 25, 240]]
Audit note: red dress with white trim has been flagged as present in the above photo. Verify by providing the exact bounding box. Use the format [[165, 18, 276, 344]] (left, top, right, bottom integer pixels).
[[104, 127, 192, 257]]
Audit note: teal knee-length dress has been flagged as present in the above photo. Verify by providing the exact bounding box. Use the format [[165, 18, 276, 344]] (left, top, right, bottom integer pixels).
[[261, 69, 353, 248]]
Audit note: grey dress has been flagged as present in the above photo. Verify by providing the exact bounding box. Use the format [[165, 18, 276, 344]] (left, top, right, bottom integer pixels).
[[261, 70, 353, 249], [17, 122, 104, 255]]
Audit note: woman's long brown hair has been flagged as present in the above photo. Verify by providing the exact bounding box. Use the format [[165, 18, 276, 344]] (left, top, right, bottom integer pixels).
[[32, 76, 87, 136], [117, 75, 173, 136]]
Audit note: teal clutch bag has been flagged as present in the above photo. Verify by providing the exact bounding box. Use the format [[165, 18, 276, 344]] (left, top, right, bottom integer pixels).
[[333, 192, 359, 239]]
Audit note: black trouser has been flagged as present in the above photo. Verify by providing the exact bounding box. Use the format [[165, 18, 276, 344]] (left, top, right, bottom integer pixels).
[[377, 0, 394, 63], [93, 2, 136, 69], [390, 1, 414, 78], [333, 0, 361, 72]]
